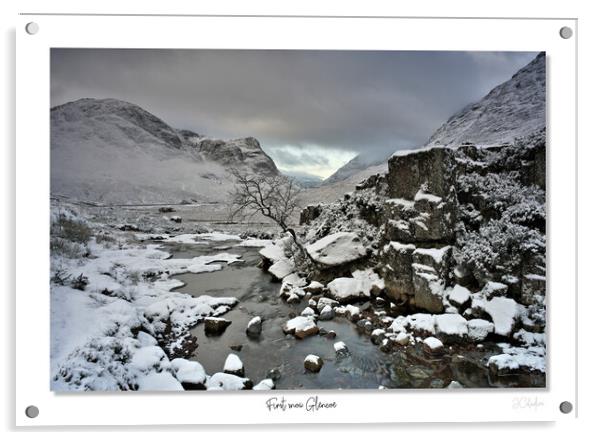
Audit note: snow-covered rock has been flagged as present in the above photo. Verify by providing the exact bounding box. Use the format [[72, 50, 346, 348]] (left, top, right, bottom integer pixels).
[[246, 316, 262, 338], [446, 285, 472, 308], [370, 329, 386, 345], [137, 372, 184, 391], [467, 319, 495, 341], [268, 259, 295, 280], [334, 341, 350, 357], [318, 304, 335, 321], [305, 281, 324, 294], [327, 277, 370, 303], [259, 242, 287, 263], [223, 353, 245, 377], [481, 281, 509, 299], [171, 358, 207, 388], [206, 372, 253, 390], [334, 304, 361, 322], [392, 313, 437, 335], [326, 270, 384, 303], [435, 313, 468, 339], [301, 307, 316, 317], [304, 354, 324, 373], [282, 316, 319, 339], [423, 336, 445, 355], [487, 345, 545, 374], [393, 332, 411, 346], [317, 297, 339, 312], [306, 232, 367, 266], [473, 296, 524, 336]]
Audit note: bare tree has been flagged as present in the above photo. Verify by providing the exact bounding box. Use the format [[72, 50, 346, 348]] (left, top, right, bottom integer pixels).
[[228, 168, 313, 263]]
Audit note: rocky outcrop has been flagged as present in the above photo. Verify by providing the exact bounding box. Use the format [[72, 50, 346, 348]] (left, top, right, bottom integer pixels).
[[387, 147, 456, 200], [301, 134, 546, 341]]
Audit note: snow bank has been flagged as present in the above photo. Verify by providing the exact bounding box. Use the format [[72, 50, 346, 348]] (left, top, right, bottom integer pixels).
[[50, 222, 241, 391]]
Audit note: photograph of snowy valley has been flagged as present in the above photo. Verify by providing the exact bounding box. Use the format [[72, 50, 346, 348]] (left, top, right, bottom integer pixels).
[[50, 49, 546, 391]]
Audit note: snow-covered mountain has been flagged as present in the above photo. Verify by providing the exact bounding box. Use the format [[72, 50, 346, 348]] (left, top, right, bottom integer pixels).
[[51, 98, 279, 204], [427, 52, 545, 146], [322, 150, 394, 186], [311, 52, 546, 202]]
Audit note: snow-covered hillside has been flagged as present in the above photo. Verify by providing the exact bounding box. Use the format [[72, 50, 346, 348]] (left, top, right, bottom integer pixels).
[[315, 52, 545, 201], [51, 98, 279, 205], [427, 52, 545, 146]]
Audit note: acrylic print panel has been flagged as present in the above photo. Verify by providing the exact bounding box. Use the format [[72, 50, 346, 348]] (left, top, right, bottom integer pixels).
[[16, 15, 575, 425], [49, 48, 546, 392]]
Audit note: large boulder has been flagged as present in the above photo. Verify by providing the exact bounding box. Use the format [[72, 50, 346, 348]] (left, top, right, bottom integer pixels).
[[325, 270, 383, 303], [387, 147, 456, 200], [306, 232, 367, 267]]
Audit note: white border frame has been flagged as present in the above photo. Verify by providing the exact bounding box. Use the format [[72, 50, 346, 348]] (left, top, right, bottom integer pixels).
[[15, 14, 576, 426]]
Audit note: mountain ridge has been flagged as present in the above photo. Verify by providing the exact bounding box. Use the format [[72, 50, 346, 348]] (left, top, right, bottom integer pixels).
[[51, 98, 279, 204]]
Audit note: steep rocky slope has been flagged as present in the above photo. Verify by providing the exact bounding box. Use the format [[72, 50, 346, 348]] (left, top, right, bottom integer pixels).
[[51, 98, 279, 205], [427, 52, 545, 146]]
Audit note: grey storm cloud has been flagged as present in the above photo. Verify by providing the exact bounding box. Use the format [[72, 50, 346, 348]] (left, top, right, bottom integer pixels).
[[51, 49, 537, 178]]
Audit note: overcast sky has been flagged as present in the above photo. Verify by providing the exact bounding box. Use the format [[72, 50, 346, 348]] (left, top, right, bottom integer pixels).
[[51, 49, 536, 179]]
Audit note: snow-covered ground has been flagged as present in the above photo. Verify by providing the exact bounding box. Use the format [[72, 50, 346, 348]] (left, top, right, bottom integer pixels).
[[49, 202, 268, 391]]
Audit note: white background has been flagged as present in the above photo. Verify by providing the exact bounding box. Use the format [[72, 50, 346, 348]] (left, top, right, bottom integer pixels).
[[1, 0, 600, 437]]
